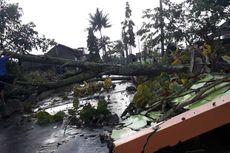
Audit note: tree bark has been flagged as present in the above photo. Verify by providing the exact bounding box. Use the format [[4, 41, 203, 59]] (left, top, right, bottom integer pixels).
[[108, 64, 188, 76], [4, 51, 191, 90], [5, 51, 189, 76], [5, 50, 115, 71]]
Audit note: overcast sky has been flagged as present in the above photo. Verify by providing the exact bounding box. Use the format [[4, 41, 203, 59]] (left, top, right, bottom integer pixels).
[[8, 0, 182, 54]]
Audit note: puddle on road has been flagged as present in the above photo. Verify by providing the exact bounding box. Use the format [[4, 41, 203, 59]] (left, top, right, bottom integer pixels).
[[32, 80, 135, 153]]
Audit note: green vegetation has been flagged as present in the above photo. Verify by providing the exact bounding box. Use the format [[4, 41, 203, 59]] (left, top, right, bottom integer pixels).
[[79, 99, 111, 125], [72, 97, 79, 110], [0, 0, 55, 53], [79, 104, 97, 124], [73, 81, 103, 97], [103, 78, 113, 91], [36, 111, 66, 124], [88, 8, 111, 60], [52, 111, 66, 122], [25, 71, 52, 84], [1, 0, 230, 133], [122, 2, 136, 60], [36, 111, 52, 124], [133, 84, 153, 108], [133, 73, 189, 108], [126, 73, 230, 122], [87, 28, 101, 62], [73, 78, 113, 98]]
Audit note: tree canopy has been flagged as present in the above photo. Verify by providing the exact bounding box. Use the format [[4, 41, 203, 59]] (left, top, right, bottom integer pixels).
[[87, 28, 101, 62], [137, 0, 230, 50], [89, 8, 111, 34], [89, 8, 111, 57], [122, 2, 136, 58], [0, 0, 55, 53]]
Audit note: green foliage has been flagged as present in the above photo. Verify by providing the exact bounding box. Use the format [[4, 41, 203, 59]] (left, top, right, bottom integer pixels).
[[62, 92, 69, 101], [73, 85, 85, 97], [122, 2, 136, 59], [89, 8, 111, 57], [138, 0, 230, 52], [79, 99, 111, 125], [87, 28, 101, 62], [36, 111, 66, 124], [89, 8, 111, 33], [103, 77, 113, 90], [133, 72, 192, 108], [73, 80, 114, 99], [109, 40, 125, 57], [0, 0, 55, 53], [24, 70, 57, 84], [134, 76, 148, 86], [67, 109, 76, 116], [133, 84, 153, 108], [36, 111, 52, 124], [97, 99, 110, 115], [79, 104, 97, 124], [73, 97, 79, 110], [73, 82, 103, 98], [222, 55, 230, 64], [171, 49, 190, 65], [30, 72, 47, 84], [52, 111, 66, 122]]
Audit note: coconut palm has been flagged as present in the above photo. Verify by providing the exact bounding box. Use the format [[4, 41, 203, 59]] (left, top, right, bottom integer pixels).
[[89, 8, 111, 56]]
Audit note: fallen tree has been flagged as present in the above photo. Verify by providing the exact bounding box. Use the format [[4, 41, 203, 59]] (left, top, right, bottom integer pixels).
[[5, 50, 189, 90], [2, 50, 230, 122]]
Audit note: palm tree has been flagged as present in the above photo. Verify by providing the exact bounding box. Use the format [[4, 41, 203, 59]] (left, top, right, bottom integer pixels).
[[87, 28, 101, 62], [89, 8, 111, 56]]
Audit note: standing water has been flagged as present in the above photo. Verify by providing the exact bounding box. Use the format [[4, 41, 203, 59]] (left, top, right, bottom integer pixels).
[[0, 80, 135, 153]]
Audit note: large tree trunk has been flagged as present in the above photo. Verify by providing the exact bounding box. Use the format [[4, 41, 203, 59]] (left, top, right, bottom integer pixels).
[[38, 72, 97, 91], [5, 51, 114, 71], [4, 50, 190, 90], [5, 50, 189, 76]]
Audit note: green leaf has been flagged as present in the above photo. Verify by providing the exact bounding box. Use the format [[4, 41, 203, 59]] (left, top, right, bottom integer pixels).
[[147, 111, 162, 120], [172, 92, 195, 104], [111, 128, 136, 141], [191, 82, 206, 90], [221, 55, 230, 64], [121, 115, 151, 130], [188, 84, 230, 109], [197, 74, 214, 83]]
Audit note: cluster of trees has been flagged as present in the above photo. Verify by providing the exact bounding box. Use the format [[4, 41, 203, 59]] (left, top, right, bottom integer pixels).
[[88, 8, 111, 62], [0, 0, 55, 53], [1, 0, 229, 62], [87, 2, 136, 63], [137, 0, 230, 56], [87, 0, 230, 64], [1, 0, 230, 118]]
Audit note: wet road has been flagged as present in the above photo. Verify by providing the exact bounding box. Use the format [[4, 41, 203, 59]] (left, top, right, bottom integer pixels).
[[0, 81, 134, 153]]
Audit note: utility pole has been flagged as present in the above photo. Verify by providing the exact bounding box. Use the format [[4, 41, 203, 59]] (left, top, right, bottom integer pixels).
[[159, 0, 165, 56]]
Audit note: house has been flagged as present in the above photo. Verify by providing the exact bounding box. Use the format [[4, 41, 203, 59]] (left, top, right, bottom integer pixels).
[[45, 44, 86, 61], [22, 44, 87, 71], [127, 54, 137, 63]]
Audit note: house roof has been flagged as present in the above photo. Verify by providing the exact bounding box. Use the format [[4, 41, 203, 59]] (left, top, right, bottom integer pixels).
[[114, 94, 230, 153], [45, 44, 84, 59]]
